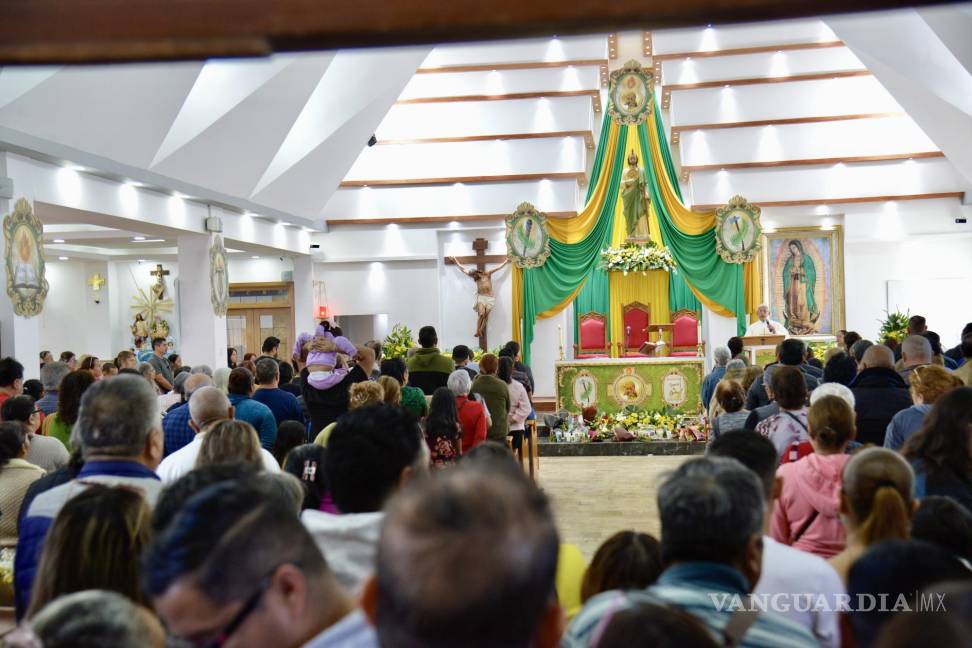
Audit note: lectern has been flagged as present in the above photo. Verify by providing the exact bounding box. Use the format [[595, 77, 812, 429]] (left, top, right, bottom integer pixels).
[[740, 335, 786, 367]]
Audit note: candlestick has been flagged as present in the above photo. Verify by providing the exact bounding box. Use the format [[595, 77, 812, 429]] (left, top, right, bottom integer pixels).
[[558, 325, 565, 360]]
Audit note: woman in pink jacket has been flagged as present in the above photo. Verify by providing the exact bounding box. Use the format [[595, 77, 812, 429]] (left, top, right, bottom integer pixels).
[[771, 395, 856, 558], [499, 356, 532, 458]]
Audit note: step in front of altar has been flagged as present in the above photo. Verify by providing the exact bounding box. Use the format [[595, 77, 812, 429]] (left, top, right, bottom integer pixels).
[[538, 437, 705, 457]]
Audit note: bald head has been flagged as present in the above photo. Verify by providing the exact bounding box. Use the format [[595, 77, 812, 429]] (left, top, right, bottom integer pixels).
[[183, 374, 212, 398], [188, 386, 232, 430], [861, 344, 894, 370], [901, 335, 933, 367]]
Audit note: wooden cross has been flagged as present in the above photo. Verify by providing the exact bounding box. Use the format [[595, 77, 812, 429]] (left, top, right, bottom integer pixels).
[[150, 263, 170, 298], [445, 237, 508, 351]]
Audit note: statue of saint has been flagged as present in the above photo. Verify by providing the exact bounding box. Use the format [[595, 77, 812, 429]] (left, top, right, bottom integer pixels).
[[449, 257, 509, 340], [621, 150, 651, 243]]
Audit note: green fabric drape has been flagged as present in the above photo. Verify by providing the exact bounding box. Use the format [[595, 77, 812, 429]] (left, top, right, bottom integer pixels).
[[638, 112, 746, 333], [572, 267, 609, 342], [521, 126, 625, 363]]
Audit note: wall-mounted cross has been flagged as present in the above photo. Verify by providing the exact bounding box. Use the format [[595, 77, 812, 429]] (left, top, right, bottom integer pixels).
[[150, 263, 170, 299], [445, 237, 509, 351]]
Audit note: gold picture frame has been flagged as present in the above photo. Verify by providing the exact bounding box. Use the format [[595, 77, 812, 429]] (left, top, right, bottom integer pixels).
[[4, 198, 49, 317], [761, 226, 844, 337]]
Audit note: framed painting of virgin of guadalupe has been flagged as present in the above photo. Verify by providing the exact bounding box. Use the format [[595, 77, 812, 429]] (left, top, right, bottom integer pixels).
[[761, 226, 844, 337]]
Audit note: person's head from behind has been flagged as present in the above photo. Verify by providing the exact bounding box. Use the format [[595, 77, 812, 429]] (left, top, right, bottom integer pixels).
[[921, 331, 945, 358], [452, 344, 472, 366], [277, 361, 293, 385], [195, 420, 262, 469], [712, 346, 730, 368], [326, 403, 426, 513], [0, 420, 28, 465], [824, 351, 858, 386], [152, 463, 260, 534], [2, 394, 41, 433], [479, 353, 498, 376], [418, 325, 438, 349], [807, 395, 856, 454], [960, 333, 972, 361], [848, 539, 970, 648], [380, 357, 407, 385], [227, 367, 255, 396], [377, 375, 401, 404], [283, 444, 329, 511], [56, 369, 96, 425], [657, 456, 765, 588], [101, 362, 118, 378], [144, 481, 344, 648], [261, 336, 280, 357], [714, 379, 745, 414], [76, 374, 162, 468], [580, 531, 662, 603], [0, 356, 25, 392], [447, 369, 472, 398], [137, 362, 156, 384], [188, 385, 234, 434], [909, 364, 963, 406], [907, 315, 927, 335], [39, 361, 70, 393], [778, 338, 806, 366], [910, 496, 972, 563], [901, 335, 933, 368], [727, 336, 744, 358], [24, 590, 165, 648], [497, 355, 514, 384], [349, 380, 384, 410], [771, 365, 807, 410], [254, 358, 280, 387], [843, 331, 862, 352], [368, 464, 561, 648], [841, 448, 915, 546], [871, 582, 972, 648], [706, 431, 778, 507], [860, 344, 894, 370], [903, 386, 972, 478], [28, 485, 152, 617], [850, 339, 873, 365], [272, 420, 307, 467], [594, 601, 719, 648], [427, 386, 459, 438]]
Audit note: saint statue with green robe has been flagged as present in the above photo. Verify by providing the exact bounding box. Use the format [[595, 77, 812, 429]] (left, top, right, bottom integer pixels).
[[621, 150, 650, 242]]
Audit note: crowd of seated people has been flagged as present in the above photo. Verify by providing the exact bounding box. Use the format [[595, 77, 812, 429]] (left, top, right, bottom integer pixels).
[[0, 316, 970, 647]]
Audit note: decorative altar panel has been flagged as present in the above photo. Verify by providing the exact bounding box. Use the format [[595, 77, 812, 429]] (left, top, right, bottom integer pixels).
[[556, 357, 704, 415]]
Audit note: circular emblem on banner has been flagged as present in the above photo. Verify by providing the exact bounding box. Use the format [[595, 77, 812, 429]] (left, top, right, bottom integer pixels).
[[571, 370, 598, 409], [714, 195, 763, 264], [610, 366, 650, 406], [506, 202, 551, 268], [608, 60, 654, 125], [661, 368, 689, 407], [4, 198, 49, 317]]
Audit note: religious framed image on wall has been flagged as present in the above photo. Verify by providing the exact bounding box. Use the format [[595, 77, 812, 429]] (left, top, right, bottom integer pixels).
[[761, 226, 845, 337]]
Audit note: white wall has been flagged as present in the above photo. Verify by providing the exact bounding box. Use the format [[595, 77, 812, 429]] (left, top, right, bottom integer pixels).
[[40, 260, 112, 359], [109, 259, 181, 355]]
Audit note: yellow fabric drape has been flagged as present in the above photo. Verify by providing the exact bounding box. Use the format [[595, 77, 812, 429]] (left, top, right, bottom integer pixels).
[[546, 121, 621, 244], [608, 271, 671, 357], [744, 259, 763, 321], [511, 265, 523, 345]]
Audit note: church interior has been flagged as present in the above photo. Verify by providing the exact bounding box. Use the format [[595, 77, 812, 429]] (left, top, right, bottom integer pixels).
[[1, 1, 971, 645]]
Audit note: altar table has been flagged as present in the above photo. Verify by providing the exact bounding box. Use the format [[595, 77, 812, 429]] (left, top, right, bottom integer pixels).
[[555, 356, 704, 415]]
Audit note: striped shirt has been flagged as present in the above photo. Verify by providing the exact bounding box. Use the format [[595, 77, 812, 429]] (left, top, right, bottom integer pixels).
[[561, 562, 817, 648]]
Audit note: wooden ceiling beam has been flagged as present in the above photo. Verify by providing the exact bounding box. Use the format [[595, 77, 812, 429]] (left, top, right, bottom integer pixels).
[[691, 192, 965, 211], [668, 112, 904, 144], [415, 58, 607, 73], [377, 130, 596, 149], [326, 211, 576, 226], [652, 40, 844, 62], [680, 151, 945, 178], [339, 171, 585, 188], [0, 0, 955, 65]]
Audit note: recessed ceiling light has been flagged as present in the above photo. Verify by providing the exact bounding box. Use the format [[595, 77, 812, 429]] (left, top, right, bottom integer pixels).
[[133, 238, 165, 243], [133, 236, 146, 241], [251, 255, 260, 259], [53, 238, 65, 243], [58, 256, 69, 261], [137, 259, 145, 264]]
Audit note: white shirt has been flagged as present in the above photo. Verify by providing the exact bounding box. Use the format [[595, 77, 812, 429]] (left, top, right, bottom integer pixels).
[[302, 509, 384, 593], [755, 536, 844, 648], [156, 432, 280, 483], [300, 610, 378, 648], [745, 319, 786, 337]]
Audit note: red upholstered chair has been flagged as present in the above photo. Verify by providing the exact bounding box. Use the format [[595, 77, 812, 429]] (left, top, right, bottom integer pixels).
[[574, 312, 609, 358], [617, 302, 652, 357], [670, 309, 703, 357]]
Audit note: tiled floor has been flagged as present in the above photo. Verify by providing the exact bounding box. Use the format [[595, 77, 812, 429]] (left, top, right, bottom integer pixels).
[[538, 455, 691, 560]]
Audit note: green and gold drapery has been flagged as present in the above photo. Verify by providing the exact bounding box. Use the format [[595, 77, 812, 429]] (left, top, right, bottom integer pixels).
[[514, 99, 761, 364]]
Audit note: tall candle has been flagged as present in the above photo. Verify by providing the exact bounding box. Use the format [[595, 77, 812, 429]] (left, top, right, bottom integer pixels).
[[558, 325, 565, 360]]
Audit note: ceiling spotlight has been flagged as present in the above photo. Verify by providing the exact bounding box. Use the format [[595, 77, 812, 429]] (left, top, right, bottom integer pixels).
[[251, 255, 260, 259], [58, 256, 69, 261], [53, 238, 65, 243], [133, 236, 146, 241], [367, 134, 377, 147]]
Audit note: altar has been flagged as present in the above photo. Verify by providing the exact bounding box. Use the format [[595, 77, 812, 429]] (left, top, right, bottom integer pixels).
[[555, 356, 704, 415]]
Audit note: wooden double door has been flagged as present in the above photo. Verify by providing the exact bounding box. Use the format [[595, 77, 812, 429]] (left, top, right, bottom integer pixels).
[[226, 282, 294, 360]]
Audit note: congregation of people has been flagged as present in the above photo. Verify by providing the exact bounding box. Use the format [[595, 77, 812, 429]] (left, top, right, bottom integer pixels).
[[0, 314, 971, 647]]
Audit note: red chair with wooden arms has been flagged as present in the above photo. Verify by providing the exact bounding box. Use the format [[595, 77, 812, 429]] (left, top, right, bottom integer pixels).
[[617, 301, 652, 357], [670, 309, 704, 357], [573, 312, 609, 359]]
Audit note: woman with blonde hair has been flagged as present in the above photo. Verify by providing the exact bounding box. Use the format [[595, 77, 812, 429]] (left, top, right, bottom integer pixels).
[[378, 375, 401, 405], [195, 419, 263, 469], [884, 364, 964, 451], [828, 447, 915, 582], [27, 485, 152, 617], [313, 380, 384, 446]]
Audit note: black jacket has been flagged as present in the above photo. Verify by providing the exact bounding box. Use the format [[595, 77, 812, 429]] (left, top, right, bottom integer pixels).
[[849, 367, 913, 446], [406, 348, 455, 395], [301, 365, 369, 435], [745, 364, 820, 410]]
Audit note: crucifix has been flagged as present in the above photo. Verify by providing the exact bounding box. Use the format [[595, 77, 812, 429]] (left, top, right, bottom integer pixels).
[[446, 238, 509, 351], [150, 263, 170, 300]]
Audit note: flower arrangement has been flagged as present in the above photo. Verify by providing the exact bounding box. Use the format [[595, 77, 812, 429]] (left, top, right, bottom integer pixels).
[[383, 324, 416, 360], [878, 310, 910, 344], [600, 241, 677, 274], [565, 405, 705, 443]]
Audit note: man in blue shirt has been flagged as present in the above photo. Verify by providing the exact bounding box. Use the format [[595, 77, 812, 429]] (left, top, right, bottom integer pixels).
[[701, 346, 730, 409], [252, 358, 307, 429], [162, 374, 213, 456], [563, 457, 817, 648], [15, 375, 164, 619]]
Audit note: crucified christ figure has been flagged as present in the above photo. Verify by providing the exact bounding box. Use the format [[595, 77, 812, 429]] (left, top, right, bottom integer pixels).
[[450, 256, 510, 340]]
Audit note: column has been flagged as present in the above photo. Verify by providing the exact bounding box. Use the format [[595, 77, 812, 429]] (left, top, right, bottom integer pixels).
[[0, 153, 41, 377], [292, 254, 316, 340], [177, 233, 227, 369], [701, 305, 738, 373]]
